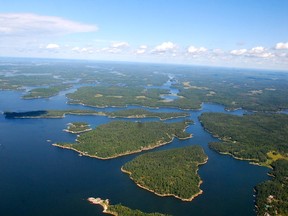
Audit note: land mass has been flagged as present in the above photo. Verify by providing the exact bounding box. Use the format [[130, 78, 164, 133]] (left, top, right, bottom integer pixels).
[[199, 112, 288, 166], [199, 112, 288, 215], [122, 146, 208, 201], [255, 159, 288, 216], [53, 120, 192, 159], [87, 197, 170, 216]]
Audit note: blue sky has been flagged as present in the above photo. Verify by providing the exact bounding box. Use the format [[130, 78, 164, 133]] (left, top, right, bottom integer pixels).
[[0, 0, 288, 70]]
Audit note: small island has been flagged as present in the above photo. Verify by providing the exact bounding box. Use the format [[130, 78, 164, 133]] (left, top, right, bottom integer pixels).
[[122, 146, 208, 201], [63, 122, 92, 134], [87, 197, 170, 216], [53, 120, 192, 159]]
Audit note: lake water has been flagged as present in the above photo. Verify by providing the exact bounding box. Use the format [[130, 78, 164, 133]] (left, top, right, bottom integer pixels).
[[0, 90, 269, 216]]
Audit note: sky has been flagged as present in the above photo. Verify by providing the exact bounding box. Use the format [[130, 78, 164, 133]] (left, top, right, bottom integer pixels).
[[0, 0, 288, 70]]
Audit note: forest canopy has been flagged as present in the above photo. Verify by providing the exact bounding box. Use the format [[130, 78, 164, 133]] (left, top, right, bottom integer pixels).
[[122, 146, 208, 201]]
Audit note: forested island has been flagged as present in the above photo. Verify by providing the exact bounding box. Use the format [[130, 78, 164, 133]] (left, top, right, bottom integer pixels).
[[199, 112, 288, 215], [64, 122, 91, 134], [54, 120, 192, 159], [87, 197, 170, 216], [4, 109, 188, 120], [122, 146, 208, 201]]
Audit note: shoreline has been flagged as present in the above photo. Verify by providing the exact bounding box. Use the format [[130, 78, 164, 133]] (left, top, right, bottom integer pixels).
[[63, 128, 92, 134], [211, 149, 271, 168], [121, 157, 208, 202], [87, 198, 117, 216]]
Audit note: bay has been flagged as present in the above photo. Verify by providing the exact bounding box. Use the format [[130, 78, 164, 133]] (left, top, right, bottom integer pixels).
[[0, 89, 269, 216]]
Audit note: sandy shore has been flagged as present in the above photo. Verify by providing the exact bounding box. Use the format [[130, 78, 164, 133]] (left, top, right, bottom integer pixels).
[[87, 197, 117, 216]]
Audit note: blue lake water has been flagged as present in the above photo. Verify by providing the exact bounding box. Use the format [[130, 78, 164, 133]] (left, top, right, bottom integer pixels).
[[0, 90, 270, 216]]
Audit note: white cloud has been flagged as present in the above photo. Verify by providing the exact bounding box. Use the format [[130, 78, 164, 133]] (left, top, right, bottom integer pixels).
[[111, 41, 129, 48], [72, 46, 94, 53], [153, 41, 176, 52], [258, 52, 274, 58], [230, 49, 247, 56], [187, 46, 207, 54], [0, 13, 97, 37], [46, 43, 60, 49], [136, 45, 148, 54], [139, 45, 148, 49], [99, 41, 130, 54], [230, 47, 274, 59], [275, 42, 288, 50], [250, 46, 265, 54]]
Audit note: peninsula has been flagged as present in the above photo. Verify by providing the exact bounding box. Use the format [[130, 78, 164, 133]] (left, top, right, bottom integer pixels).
[[122, 146, 208, 201], [53, 120, 192, 159], [199, 113, 288, 166], [87, 197, 170, 216], [63, 122, 92, 134]]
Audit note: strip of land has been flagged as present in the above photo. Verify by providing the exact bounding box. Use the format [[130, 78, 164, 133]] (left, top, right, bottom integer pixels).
[[4, 109, 189, 121], [53, 120, 192, 159]]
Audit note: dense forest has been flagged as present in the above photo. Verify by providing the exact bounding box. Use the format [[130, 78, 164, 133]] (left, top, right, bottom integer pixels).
[[255, 160, 288, 216], [55, 120, 192, 159], [199, 113, 288, 165], [122, 146, 207, 200], [174, 69, 288, 111]]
